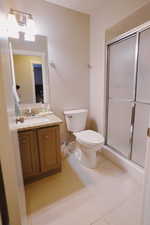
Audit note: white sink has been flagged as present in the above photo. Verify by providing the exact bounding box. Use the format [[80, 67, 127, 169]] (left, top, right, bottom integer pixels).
[[16, 114, 62, 130], [24, 117, 50, 124]]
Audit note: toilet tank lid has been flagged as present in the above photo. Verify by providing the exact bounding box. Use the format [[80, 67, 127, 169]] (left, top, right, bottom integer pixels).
[[64, 109, 88, 115]]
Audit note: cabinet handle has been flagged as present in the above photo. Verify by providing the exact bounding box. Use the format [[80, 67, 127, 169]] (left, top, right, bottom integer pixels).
[[129, 103, 135, 144], [67, 115, 72, 119], [147, 128, 150, 137]]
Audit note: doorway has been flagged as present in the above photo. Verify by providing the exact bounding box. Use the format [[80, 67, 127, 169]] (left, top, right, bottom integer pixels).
[[32, 63, 44, 103]]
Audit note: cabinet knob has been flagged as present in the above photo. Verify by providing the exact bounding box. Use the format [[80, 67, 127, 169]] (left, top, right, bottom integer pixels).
[[45, 135, 49, 139]]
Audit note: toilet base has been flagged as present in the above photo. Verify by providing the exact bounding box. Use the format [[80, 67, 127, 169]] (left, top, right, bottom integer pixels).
[[75, 143, 101, 169], [80, 150, 97, 169]]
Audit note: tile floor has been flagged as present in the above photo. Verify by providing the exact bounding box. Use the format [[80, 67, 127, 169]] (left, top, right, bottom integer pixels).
[[26, 153, 144, 225]]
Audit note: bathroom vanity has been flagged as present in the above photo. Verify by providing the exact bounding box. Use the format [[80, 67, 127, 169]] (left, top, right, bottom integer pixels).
[[9, 34, 64, 183], [17, 115, 62, 184]]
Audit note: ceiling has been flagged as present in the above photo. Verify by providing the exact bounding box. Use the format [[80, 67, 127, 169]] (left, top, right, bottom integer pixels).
[[45, 0, 104, 14]]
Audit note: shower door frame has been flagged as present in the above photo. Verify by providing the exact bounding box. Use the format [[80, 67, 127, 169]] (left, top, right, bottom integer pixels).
[[104, 20, 150, 163]]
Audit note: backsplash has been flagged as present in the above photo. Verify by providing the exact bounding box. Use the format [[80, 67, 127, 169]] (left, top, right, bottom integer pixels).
[[19, 103, 51, 117]]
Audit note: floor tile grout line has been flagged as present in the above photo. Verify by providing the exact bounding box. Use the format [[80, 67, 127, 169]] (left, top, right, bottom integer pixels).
[[90, 217, 111, 225], [26, 153, 141, 225], [89, 188, 139, 225], [103, 218, 111, 225]]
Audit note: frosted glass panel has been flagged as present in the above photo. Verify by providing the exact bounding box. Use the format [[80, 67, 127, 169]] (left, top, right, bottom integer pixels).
[[132, 103, 150, 167], [109, 36, 136, 99], [107, 100, 132, 157], [137, 29, 150, 102]]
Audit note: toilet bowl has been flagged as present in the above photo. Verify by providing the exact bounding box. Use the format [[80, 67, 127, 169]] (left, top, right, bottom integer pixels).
[[64, 109, 104, 169], [74, 130, 104, 169]]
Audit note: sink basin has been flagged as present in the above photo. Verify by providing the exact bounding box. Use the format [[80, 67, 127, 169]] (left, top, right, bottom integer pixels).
[[16, 114, 63, 131], [24, 117, 50, 124]]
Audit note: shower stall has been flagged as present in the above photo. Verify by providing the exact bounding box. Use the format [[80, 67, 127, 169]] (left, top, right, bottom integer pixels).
[[105, 23, 150, 167]]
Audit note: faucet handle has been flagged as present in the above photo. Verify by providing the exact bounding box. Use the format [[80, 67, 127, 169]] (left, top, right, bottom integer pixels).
[[16, 117, 24, 123]]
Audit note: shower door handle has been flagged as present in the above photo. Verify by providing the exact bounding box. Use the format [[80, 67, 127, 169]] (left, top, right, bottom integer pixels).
[[147, 128, 150, 137], [129, 103, 136, 145]]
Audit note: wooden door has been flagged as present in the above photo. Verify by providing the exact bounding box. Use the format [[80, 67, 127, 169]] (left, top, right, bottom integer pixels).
[[18, 130, 40, 179], [37, 126, 61, 172]]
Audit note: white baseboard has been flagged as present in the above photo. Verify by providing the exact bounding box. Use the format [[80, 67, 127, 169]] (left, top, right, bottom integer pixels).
[[102, 145, 144, 185]]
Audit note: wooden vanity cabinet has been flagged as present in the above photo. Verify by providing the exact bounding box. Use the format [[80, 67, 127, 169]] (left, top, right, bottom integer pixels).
[[18, 125, 61, 183]]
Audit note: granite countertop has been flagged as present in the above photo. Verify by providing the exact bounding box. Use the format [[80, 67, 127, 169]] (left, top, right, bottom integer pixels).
[[16, 114, 63, 132]]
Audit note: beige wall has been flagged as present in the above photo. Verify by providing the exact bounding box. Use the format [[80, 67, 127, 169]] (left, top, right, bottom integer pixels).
[[89, 0, 150, 134], [8, 0, 90, 142], [14, 55, 42, 104], [106, 2, 150, 41]]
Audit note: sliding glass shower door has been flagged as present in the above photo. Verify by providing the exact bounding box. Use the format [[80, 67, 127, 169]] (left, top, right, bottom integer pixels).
[[107, 100, 133, 157], [107, 35, 137, 158], [132, 103, 150, 166], [107, 26, 150, 167], [132, 28, 150, 166]]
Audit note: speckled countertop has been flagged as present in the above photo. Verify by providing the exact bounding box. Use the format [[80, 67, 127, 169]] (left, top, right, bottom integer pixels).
[[16, 114, 63, 132]]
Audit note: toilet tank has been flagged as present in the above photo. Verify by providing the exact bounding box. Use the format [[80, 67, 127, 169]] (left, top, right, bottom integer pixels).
[[64, 109, 88, 132]]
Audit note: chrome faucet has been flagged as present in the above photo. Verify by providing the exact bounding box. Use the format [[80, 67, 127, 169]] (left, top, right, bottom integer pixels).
[[24, 108, 35, 117]]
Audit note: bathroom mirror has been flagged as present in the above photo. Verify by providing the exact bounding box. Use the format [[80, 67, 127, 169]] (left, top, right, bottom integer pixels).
[[9, 35, 50, 104]]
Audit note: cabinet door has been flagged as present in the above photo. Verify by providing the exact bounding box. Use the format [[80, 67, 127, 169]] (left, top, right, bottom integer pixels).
[[37, 126, 61, 172], [18, 130, 40, 179]]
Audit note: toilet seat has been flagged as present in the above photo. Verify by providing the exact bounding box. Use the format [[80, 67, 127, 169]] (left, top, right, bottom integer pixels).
[[74, 130, 104, 146]]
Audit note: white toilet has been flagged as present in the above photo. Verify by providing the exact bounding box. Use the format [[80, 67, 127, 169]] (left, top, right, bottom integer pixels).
[[64, 109, 104, 169]]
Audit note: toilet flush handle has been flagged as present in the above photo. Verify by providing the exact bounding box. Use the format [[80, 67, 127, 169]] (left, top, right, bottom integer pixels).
[[67, 115, 72, 119]]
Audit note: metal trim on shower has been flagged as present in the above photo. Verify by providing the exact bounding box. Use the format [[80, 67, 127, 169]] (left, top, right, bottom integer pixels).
[[105, 20, 150, 167]]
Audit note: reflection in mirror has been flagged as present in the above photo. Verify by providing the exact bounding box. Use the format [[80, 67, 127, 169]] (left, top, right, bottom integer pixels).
[[13, 54, 44, 103], [9, 35, 49, 105]]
